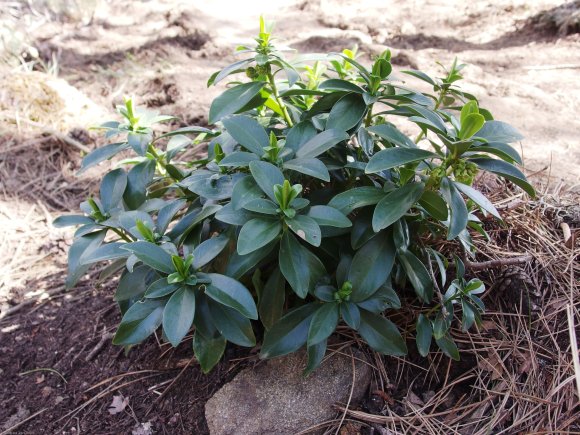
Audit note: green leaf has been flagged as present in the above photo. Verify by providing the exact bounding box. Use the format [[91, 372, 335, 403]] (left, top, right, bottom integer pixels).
[[283, 158, 330, 182], [80, 242, 129, 265], [348, 231, 395, 302], [193, 331, 226, 374], [144, 278, 180, 298], [205, 273, 258, 319], [219, 151, 259, 167], [78, 142, 129, 174], [358, 310, 407, 356], [295, 129, 349, 159], [113, 299, 164, 345], [401, 69, 435, 85], [209, 81, 265, 123], [304, 339, 327, 376], [372, 182, 425, 232], [365, 148, 435, 174], [308, 303, 339, 346], [416, 314, 432, 357], [398, 250, 433, 303], [226, 240, 277, 279], [100, 169, 127, 213], [66, 230, 107, 288], [307, 205, 351, 228], [209, 58, 253, 86], [436, 335, 460, 360], [121, 241, 175, 274], [459, 113, 485, 140], [242, 198, 279, 215], [319, 79, 365, 93], [368, 124, 416, 148], [285, 215, 322, 247], [123, 160, 155, 210], [163, 287, 196, 347], [231, 176, 264, 210], [192, 234, 230, 269], [222, 115, 269, 156], [259, 268, 286, 330], [470, 158, 535, 197], [326, 93, 367, 131], [52, 215, 94, 228], [418, 190, 448, 221], [237, 218, 282, 255], [472, 142, 522, 164], [249, 161, 285, 201], [285, 120, 317, 152], [260, 303, 318, 359], [460, 100, 479, 126], [453, 182, 500, 219], [440, 177, 468, 240], [215, 203, 254, 226], [328, 186, 385, 214], [474, 120, 523, 143], [115, 265, 152, 301], [208, 300, 256, 347], [279, 232, 326, 298], [340, 302, 361, 330]]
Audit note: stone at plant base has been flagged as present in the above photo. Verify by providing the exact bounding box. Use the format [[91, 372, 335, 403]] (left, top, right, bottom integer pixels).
[[205, 348, 372, 435]]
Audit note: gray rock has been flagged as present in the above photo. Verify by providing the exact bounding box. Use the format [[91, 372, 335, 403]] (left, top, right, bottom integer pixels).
[[205, 348, 372, 435]]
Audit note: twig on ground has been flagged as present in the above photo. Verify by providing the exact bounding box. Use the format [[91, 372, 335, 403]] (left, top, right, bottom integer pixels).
[[464, 254, 533, 271], [0, 408, 48, 435], [0, 285, 67, 321], [85, 332, 115, 362]]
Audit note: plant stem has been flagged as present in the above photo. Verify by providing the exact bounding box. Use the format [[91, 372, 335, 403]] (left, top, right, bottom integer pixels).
[[267, 71, 294, 127], [364, 104, 374, 127], [112, 228, 133, 242], [414, 90, 447, 144]]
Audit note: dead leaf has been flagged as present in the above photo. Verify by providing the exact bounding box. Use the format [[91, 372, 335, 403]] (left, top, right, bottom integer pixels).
[[35, 374, 45, 384], [132, 422, 153, 435], [406, 390, 424, 406], [108, 394, 129, 415]]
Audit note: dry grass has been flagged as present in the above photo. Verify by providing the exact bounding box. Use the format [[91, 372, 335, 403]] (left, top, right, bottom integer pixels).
[[324, 178, 580, 434]]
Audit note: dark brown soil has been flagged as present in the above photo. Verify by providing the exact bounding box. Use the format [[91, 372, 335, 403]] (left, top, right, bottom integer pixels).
[[0, 272, 250, 434]]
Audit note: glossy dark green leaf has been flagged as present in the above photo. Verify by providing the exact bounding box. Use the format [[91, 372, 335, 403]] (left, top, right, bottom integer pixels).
[[205, 273, 258, 319], [348, 231, 395, 302], [279, 232, 326, 298], [350, 208, 374, 249], [127, 131, 151, 156], [453, 181, 500, 219], [365, 148, 435, 174], [166, 204, 221, 241], [120, 241, 175, 274], [163, 287, 196, 347], [144, 278, 180, 298], [260, 303, 318, 359], [66, 230, 106, 288], [192, 234, 230, 269], [398, 249, 433, 303], [52, 215, 94, 228], [285, 215, 322, 247], [470, 158, 535, 196], [222, 115, 269, 156], [242, 198, 279, 215], [357, 127, 374, 156], [237, 218, 282, 255], [340, 302, 361, 330], [124, 160, 155, 210], [418, 190, 448, 221], [208, 300, 256, 347], [295, 129, 349, 159], [304, 339, 327, 376], [401, 69, 435, 85], [328, 186, 385, 214], [473, 142, 521, 164], [193, 331, 226, 374], [115, 265, 152, 301], [358, 310, 407, 356], [209, 58, 253, 86], [319, 79, 365, 93], [185, 171, 240, 201], [215, 203, 254, 226], [308, 303, 339, 346], [226, 240, 277, 279], [357, 281, 400, 312], [307, 205, 351, 228], [416, 314, 432, 357], [231, 176, 264, 210], [209, 81, 265, 123], [368, 124, 416, 148], [79, 142, 129, 174], [440, 177, 468, 240], [372, 182, 425, 232], [219, 151, 259, 167], [474, 120, 523, 143], [326, 93, 367, 131], [259, 268, 286, 330], [285, 120, 317, 153], [100, 169, 127, 213], [249, 161, 285, 201], [157, 199, 187, 234], [80, 242, 129, 265], [436, 335, 460, 360], [113, 299, 164, 345], [283, 158, 330, 182]]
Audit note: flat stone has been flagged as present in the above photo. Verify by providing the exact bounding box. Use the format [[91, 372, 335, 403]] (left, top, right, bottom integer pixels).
[[205, 348, 372, 435]]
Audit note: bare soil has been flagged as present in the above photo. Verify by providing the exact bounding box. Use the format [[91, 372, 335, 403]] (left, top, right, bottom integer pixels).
[[1, 0, 579, 433]]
